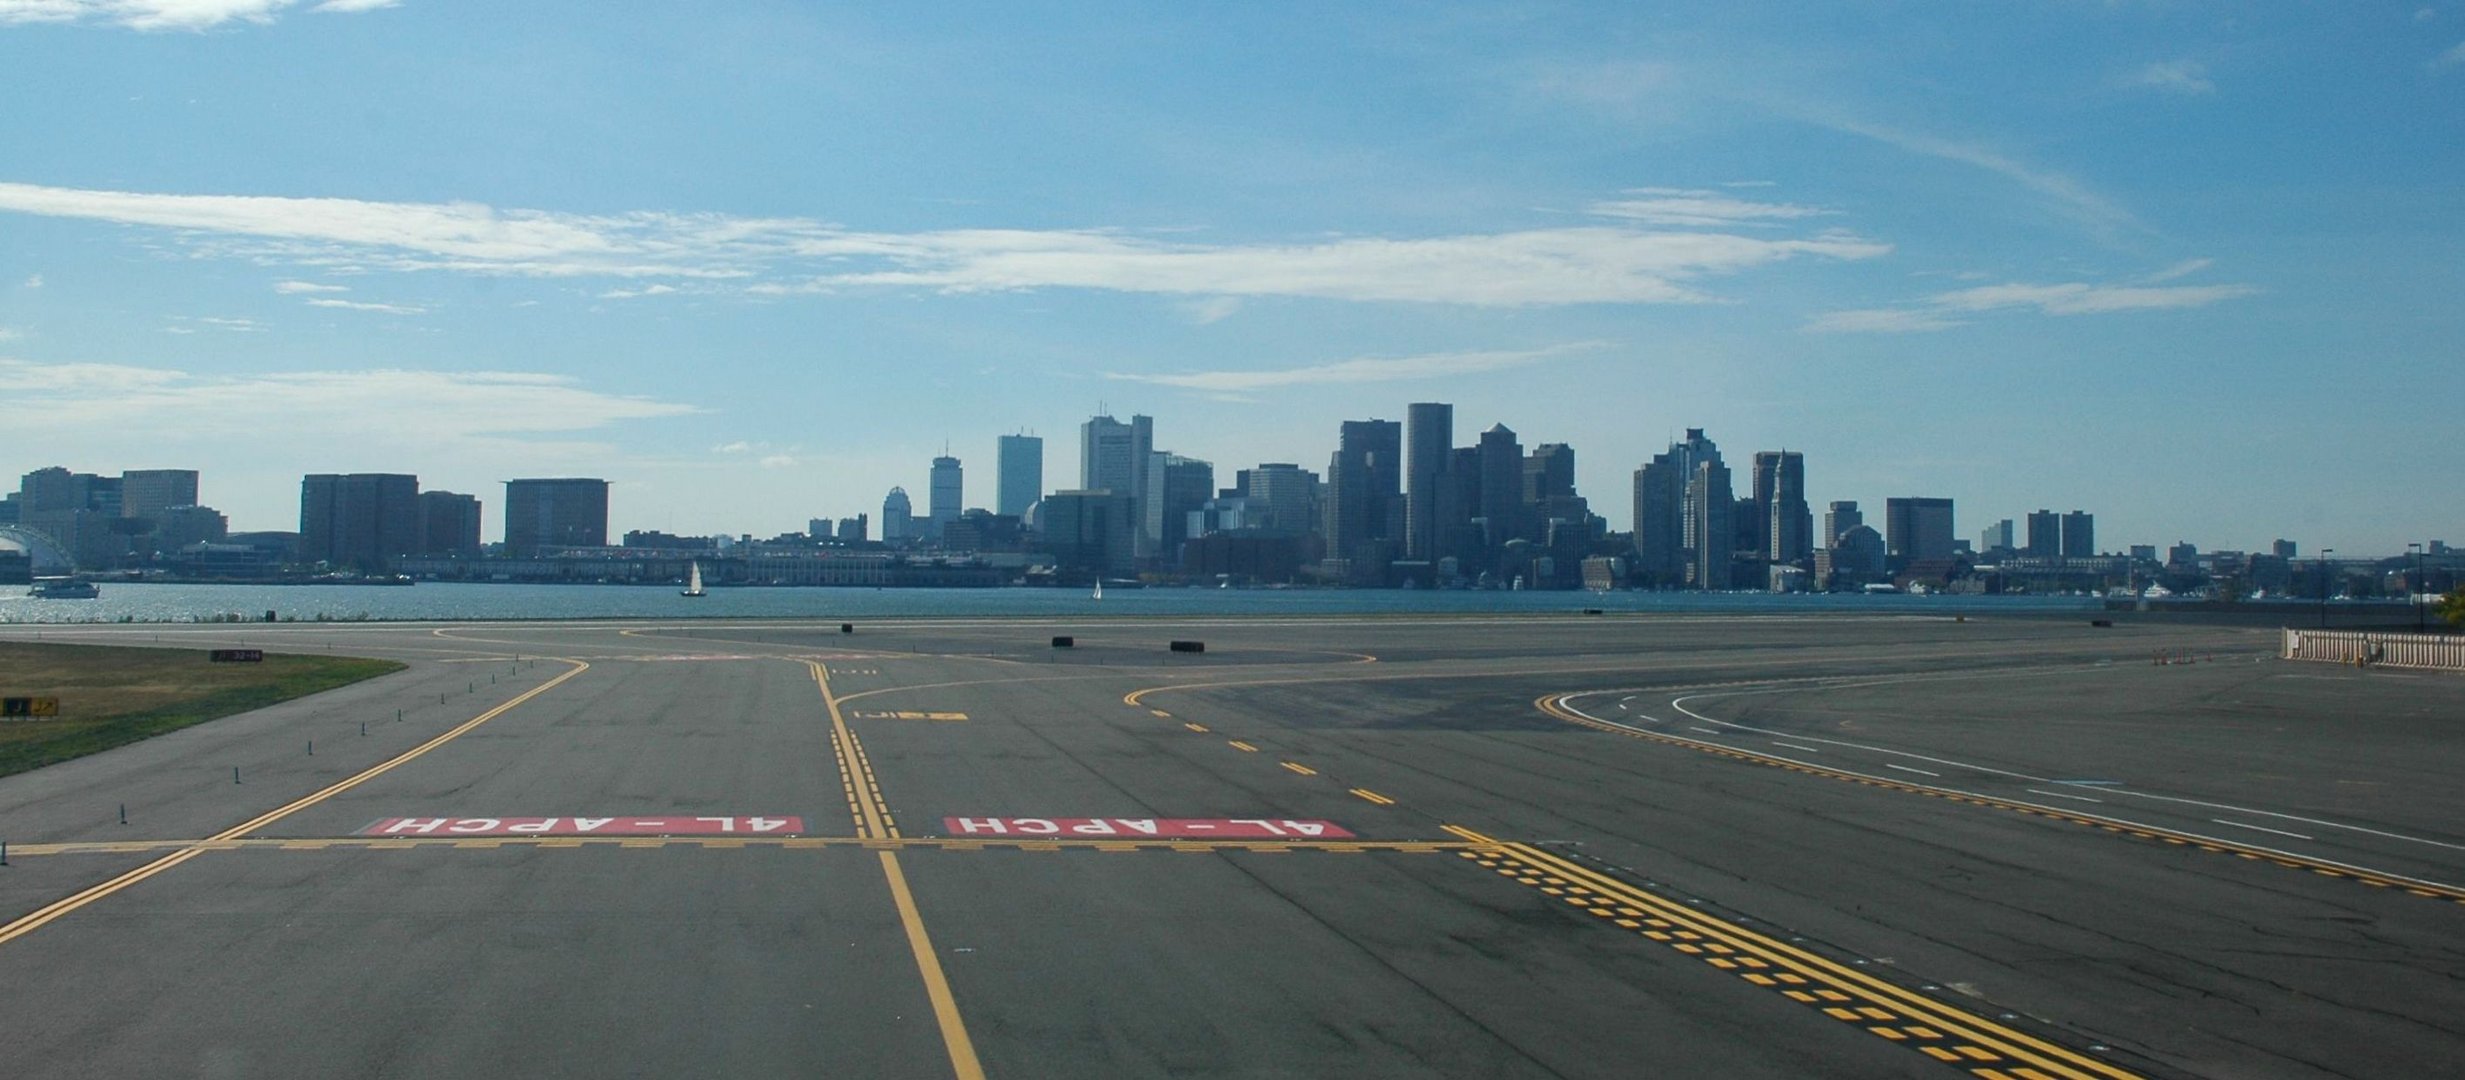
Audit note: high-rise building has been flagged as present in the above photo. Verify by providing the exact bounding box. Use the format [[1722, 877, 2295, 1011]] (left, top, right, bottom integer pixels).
[[1524, 443, 1576, 506], [1243, 463, 1319, 535], [1476, 424, 1524, 547], [1040, 489, 1136, 578], [2061, 511, 2095, 559], [840, 514, 869, 543], [120, 469, 200, 522], [881, 487, 913, 544], [1145, 453, 1214, 563], [928, 455, 963, 541], [1631, 429, 1723, 587], [1686, 459, 1735, 588], [1825, 500, 1862, 545], [1080, 414, 1152, 498], [504, 479, 609, 556], [1326, 419, 1402, 566], [1980, 519, 2015, 554], [1404, 402, 1452, 560], [301, 473, 421, 572], [1884, 497, 1956, 565], [996, 434, 1043, 517], [2272, 538, 2298, 560], [808, 518, 835, 541], [1750, 451, 1810, 566], [417, 491, 483, 558], [2024, 510, 2060, 559]]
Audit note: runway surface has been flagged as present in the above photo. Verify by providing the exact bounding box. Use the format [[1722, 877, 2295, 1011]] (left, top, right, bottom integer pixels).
[[1, 612, 2458, 1078]]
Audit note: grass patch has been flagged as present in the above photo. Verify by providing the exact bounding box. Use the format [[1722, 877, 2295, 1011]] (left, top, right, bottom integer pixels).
[[0, 641, 405, 779]]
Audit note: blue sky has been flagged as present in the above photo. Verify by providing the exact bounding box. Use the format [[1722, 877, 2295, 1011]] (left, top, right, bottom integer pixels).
[[0, 2, 2457, 555]]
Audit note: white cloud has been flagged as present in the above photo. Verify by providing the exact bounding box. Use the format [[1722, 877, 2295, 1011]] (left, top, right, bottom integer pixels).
[[0, 359, 698, 441], [1105, 342, 1602, 394], [273, 279, 348, 294], [2125, 60, 2215, 95], [758, 454, 797, 469], [2437, 41, 2465, 69], [598, 283, 678, 300], [0, 180, 1890, 307], [1182, 296, 1242, 324], [164, 315, 261, 333], [1811, 116, 2139, 236], [1801, 308, 1964, 334], [305, 297, 425, 314], [1586, 187, 1832, 228], [1930, 281, 2256, 315], [2141, 258, 2213, 283], [711, 441, 751, 454], [21, 274, 41, 288], [0, 326, 20, 341], [0, 0, 392, 30]]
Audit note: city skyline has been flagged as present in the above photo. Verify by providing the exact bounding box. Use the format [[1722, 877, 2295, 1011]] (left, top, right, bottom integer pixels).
[[1, 6, 2458, 552]]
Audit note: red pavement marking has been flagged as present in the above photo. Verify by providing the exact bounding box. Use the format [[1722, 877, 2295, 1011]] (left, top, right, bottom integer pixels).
[[941, 817, 1354, 839], [358, 816, 804, 837]]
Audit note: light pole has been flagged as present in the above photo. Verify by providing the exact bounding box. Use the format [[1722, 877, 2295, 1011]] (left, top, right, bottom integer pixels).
[[2411, 542, 2426, 634], [2318, 548, 2334, 629]]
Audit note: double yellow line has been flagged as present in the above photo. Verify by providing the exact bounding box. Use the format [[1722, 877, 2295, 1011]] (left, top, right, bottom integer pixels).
[[0, 660, 591, 951], [804, 659, 980, 1080], [1477, 837, 2146, 1080]]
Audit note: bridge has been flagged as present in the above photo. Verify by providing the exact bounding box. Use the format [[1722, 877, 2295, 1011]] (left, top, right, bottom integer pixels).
[[0, 525, 72, 574]]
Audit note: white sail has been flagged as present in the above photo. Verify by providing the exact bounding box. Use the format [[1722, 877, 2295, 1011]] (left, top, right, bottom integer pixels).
[[682, 561, 706, 597]]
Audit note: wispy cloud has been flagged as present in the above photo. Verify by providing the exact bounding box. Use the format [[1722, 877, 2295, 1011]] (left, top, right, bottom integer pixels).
[[21, 274, 41, 288], [1106, 342, 1603, 394], [305, 297, 425, 314], [0, 359, 698, 441], [759, 454, 797, 469], [1585, 187, 1832, 228], [2437, 40, 2465, 69], [0, 0, 396, 30], [598, 283, 677, 300], [711, 440, 752, 454], [1181, 296, 1242, 324], [2124, 60, 2215, 95], [0, 180, 1890, 307], [1808, 116, 2139, 236], [273, 280, 348, 294], [1802, 308, 1963, 334], [163, 315, 262, 334], [0, 326, 20, 342], [1807, 265, 2254, 331]]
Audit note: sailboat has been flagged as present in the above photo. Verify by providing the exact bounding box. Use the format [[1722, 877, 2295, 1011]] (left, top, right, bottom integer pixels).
[[681, 561, 706, 597], [1092, 578, 1103, 601]]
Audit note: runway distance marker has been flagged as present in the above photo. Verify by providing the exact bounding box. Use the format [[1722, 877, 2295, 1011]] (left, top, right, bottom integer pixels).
[[360, 816, 804, 837], [943, 817, 1354, 839]]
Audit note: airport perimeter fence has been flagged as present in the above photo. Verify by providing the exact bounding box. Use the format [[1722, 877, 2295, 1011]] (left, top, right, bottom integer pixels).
[[2280, 628, 2465, 671]]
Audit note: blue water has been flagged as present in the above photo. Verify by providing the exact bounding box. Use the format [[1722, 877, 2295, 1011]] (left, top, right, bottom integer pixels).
[[0, 581, 2103, 624]]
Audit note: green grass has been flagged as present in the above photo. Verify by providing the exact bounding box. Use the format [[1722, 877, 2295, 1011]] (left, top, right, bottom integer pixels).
[[0, 641, 405, 779]]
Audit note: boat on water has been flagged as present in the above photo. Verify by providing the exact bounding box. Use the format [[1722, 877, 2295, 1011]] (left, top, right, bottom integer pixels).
[[681, 561, 706, 597], [29, 578, 101, 599]]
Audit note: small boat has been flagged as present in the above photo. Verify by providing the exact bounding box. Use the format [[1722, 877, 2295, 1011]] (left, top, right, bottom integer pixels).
[[680, 561, 706, 597], [1092, 578, 1103, 600], [30, 578, 100, 599]]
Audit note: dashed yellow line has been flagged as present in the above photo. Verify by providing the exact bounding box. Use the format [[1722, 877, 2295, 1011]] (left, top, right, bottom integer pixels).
[[1536, 692, 2465, 906], [1227, 740, 1258, 753], [1351, 788, 1397, 806], [1182, 722, 1210, 733], [1149, 709, 1173, 718], [1479, 842, 2145, 1080], [810, 659, 896, 839], [1280, 761, 1318, 776]]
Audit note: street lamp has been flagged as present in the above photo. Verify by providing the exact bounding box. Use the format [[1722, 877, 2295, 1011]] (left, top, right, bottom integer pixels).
[[2318, 548, 2334, 629], [2411, 542, 2426, 635]]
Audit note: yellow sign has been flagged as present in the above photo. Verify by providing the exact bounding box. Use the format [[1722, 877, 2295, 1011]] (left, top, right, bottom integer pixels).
[[3, 696, 61, 719]]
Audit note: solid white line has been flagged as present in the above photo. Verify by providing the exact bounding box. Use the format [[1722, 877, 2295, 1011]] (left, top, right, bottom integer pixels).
[[1772, 742, 1822, 753], [2026, 788, 2104, 804], [2212, 819, 2315, 841], [1885, 763, 1940, 777], [1689, 726, 1721, 734]]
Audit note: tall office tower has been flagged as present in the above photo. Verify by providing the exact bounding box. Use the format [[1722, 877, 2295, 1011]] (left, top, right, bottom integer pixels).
[[1884, 497, 1956, 564], [1145, 453, 1215, 562], [1631, 429, 1722, 586], [1404, 402, 1452, 560], [996, 434, 1044, 517], [2024, 509, 2060, 559], [1476, 424, 1524, 546], [1685, 459, 1736, 588], [881, 487, 913, 544], [18, 466, 85, 513], [1080, 413, 1152, 499], [300, 473, 422, 571], [1750, 451, 1810, 566], [2061, 511, 2095, 559], [1325, 419, 1402, 563], [2272, 538, 2298, 560], [417, 490, 483, 557], [119, 469, 200, 522], [1980, 519, 2015, 554], [928, 454, 963, 541], [840, 514, 869, 543], [808, 518, 835, 541], [1523, 443, 1576, 505], [504, 478, 610, 556], [1244, 463, 1319, 535], [1824, 500, 1863, 545], [1041, 489, 1137, 578]]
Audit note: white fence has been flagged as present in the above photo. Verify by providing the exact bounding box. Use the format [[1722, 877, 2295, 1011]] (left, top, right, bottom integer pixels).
[[2281, 629, 2465, 671]]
